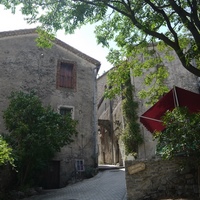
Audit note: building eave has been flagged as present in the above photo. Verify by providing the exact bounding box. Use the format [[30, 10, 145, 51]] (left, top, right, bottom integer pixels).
[[0, 28, 101, 70]]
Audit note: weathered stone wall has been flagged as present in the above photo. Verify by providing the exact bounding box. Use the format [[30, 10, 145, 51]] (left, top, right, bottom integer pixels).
[[97, 72, 125, 165], [125, 158, 199, 200], [97, 72, 108, 106], [131, 47, 198, 159], [0, 29, 99, 187]]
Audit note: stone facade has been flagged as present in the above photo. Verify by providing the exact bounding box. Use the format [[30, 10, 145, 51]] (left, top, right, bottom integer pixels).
[[97, 46, 199, 163], [97, 71, 126, 166], [97, 46, 200, 199], [131, 46, 198, 159], [126, 46, 200, 199], [125, 158, 199, 199], [97, 46, 199, 165], [0, 29, 100, 188]]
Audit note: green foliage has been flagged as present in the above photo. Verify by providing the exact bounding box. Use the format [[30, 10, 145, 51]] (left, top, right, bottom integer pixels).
[[0, 135, 14, 166], [3, 91, 77, 186], [105, 64, 142, 155], [0, 0, 199, 76], [155, 107, 200, 162], [104, 62, 130, 99], [131, 44, 170, 105], [94, 1, 200, 76], [105, 44, 170, 105], [35, 28, 55, 49], [122, 80, 143, 155]]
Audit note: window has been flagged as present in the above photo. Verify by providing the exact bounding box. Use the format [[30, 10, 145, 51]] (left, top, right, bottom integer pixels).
[[59, 106, 74, 118], [57, 61, 76, 89], [75, 159, 85, 172]]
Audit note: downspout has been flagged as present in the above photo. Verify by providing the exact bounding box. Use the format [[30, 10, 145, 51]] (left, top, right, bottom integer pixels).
[[110, 99, 115, 164], [92, 66, 99, 168], [121, 95, 126, 166]]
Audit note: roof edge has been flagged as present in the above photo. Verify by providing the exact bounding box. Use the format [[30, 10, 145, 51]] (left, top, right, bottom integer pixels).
[[0, 28, 101, 68]]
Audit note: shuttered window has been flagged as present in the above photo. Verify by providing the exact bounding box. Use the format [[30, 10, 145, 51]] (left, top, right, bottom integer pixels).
[[57, 61, 76, 89]]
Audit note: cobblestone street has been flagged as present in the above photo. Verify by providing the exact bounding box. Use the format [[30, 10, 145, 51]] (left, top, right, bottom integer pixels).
[[25, 168, 127, 200]]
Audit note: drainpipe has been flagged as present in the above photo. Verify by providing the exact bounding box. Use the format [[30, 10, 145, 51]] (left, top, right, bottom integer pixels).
[[92, 67, 99, 168], [109, 99, 114, 164], [121, 97, 126, 166]]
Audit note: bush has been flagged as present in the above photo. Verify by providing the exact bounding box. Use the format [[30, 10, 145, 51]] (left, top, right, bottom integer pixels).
[[3, 91, 78, 187], [155, 107, 200, 163], [0, 135, 14, 166]]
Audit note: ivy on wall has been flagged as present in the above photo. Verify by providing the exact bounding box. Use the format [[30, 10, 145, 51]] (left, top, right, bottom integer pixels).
[[104, 64, 143, 156], [121, 78, 143, 156]]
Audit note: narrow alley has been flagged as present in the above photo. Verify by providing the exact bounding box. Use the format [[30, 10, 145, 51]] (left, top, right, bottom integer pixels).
[[25, 167, 127, 200]]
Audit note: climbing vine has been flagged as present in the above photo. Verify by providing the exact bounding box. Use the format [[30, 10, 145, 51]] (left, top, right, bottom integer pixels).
[[105, 65, 143, 155], [104, 43, 171, 155], [121, 78, 143, 155], [105, 43, 170, 106]]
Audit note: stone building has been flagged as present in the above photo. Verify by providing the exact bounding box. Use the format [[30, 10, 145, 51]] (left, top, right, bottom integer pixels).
[[97, 45, 200, 199], [127, 46, 199, 199], [97, 71, 126, 166], [0, 29, 100, 188], [97, 45, 199, 166], [132, 45, 199, 159]]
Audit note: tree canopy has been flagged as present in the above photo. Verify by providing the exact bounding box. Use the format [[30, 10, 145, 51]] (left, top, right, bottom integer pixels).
[[3, 91, 77, 186], [1, 0, 199, 77]]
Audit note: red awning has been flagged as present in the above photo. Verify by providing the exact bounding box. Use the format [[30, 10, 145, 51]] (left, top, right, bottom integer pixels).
[[140, 86, 200, 133]]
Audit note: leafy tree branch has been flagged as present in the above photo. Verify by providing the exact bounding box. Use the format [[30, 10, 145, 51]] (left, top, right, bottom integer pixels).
[[0, 0, 199, 76]]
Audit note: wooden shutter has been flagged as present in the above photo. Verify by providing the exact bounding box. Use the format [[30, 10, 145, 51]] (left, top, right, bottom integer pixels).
[[57, 61, 76, 89]]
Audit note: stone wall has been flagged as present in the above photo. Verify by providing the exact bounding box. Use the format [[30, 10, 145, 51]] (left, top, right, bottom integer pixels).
[[0, 29, 100, 188], [97, 72, 126, 165], [131, 47, 198, 159], [125, 158, 199, 200]]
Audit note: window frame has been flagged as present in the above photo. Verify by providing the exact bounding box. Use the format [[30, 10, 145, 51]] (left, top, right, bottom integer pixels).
[[58, 105, 74, 119], [56, 60, 77, 90], [75, 159, 85, 172]]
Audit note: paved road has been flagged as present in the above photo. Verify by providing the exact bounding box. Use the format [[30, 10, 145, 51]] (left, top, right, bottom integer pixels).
[[25, 168, 127, 200]]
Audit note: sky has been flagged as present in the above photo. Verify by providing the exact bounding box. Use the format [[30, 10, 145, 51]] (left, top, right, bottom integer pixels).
[[0, 5, 113, 76]]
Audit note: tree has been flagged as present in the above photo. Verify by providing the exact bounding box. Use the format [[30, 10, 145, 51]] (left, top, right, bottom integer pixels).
[[3, 91, 77, 186], [0, 0, 199, 76], [1, 0, 199, 160], [155, 107, 200, 162], [105, 47, 170, 105]]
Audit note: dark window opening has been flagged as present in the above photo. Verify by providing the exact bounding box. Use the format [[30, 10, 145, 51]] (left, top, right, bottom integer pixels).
[[75, 159, 85, 172], [59, 107, 73, 118]]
